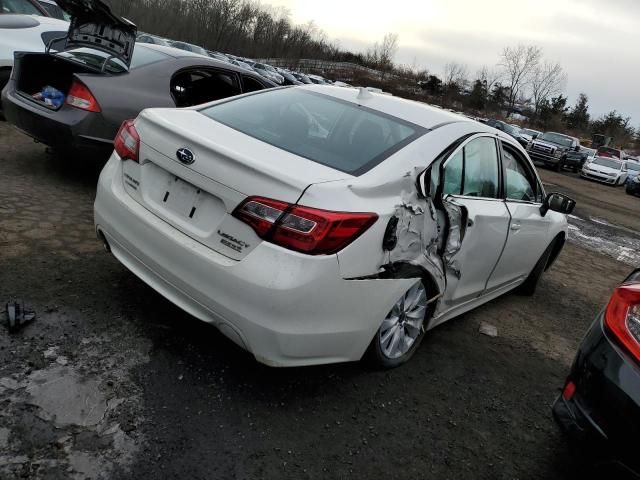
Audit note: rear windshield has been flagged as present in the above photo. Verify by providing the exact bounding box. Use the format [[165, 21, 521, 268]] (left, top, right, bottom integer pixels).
[[200, 88, 425, 175], [1, 0, 41, 14], [597, 147, 621, 158], [592, 158, 622, 169], [56, 45, 169, 73]]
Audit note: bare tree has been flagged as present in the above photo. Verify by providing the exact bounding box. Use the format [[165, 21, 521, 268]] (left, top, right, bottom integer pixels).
[[499, 44, 542, 114], [379, 33, 399, 68], [443, 62, 468, 89], [529, 61, 567, 118], [477, 65, 501, 95]]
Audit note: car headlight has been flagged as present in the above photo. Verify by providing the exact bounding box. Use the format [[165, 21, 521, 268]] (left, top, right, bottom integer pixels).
[[635, 176, 640, 183], [553, 149, 563, 158]]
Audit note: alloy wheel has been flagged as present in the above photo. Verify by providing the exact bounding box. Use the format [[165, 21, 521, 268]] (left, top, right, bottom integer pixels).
[[379, 282, 428, 359]]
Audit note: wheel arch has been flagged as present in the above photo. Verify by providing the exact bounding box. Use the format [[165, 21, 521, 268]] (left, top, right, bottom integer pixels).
[[545, 232, 565, 271]]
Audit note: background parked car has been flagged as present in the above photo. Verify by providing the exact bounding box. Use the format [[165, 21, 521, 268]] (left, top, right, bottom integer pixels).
[[486, 120, 531, 148], [2, 1, 274, 158], [291, 72, 313, 84], [581, 157, 628, 185], [580, 146, 597, 164], [170, 41, 209, 57], [627, 173, 640, 196], [136, 33, 172, 47], [527, 131, 586, 172], [521, 127, 541, 139], [625, 161, 640, 184], [0, 12, 67, 116], [247, 62, 284, 84], [554, 269, 640, 477], [597, 146, 626, 161]]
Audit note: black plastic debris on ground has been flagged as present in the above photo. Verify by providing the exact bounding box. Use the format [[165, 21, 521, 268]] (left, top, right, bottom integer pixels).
[[3, 301, 36, 333]]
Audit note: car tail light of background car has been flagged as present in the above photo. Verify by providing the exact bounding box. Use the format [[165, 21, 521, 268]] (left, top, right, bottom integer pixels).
[[604, 283, 640, 363], [233, 196, 378, 255], [65, 80, 101, 112], [114, 120, 140, 162]]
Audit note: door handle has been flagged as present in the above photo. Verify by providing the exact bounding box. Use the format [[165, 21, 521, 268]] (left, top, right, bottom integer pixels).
[[510, 223, 521, 232]]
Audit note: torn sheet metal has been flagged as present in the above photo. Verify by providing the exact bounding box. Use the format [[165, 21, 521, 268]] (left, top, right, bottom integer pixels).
[[383, 170, 447, 294]]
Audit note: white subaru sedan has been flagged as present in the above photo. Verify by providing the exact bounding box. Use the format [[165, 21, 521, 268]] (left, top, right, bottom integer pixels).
[[94, 86, 574, 368]]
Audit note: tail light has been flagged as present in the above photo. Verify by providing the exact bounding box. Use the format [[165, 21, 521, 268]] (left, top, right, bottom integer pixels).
[[233, 196, 378, 255], [114, 119, 140, 162], [604, 283, 640, 362], [562, 380, 576, 401], [65, 80, 101, 112]]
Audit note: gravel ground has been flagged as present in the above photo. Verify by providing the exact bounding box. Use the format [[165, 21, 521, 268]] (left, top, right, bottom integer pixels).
[[1, 122, 638, 479]]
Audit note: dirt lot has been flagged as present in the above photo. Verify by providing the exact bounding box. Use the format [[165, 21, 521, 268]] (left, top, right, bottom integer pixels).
[[1, 121, 639, 479]]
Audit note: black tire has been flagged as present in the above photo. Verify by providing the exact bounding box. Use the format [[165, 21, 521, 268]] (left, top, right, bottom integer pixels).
[[554, 159, 563, 172], [517, 240, 556, 296], [0, 68, 10, 121], [366, 280, 433, 369], [572, 165, 578, 173]]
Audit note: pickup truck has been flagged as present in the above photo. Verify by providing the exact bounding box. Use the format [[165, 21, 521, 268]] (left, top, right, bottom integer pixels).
[[526, 131, 587, 172]]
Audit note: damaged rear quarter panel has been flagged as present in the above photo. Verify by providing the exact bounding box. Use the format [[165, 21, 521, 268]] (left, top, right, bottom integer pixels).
[[297, 123, 483, 285]]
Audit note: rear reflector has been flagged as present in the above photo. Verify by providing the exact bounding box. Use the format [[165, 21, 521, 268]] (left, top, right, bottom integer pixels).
[[66, 80, 101, 112], [233, 196, 378, 255], [562, 380, 576, 401], [114, 119, 140, 162], [604, 283, 640, 363]]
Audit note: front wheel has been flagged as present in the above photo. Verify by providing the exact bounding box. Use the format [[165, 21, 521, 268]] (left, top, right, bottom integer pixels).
[[554, 159, 563, 172], [517, 240, 556, 296], [366, 281, 431, 368]]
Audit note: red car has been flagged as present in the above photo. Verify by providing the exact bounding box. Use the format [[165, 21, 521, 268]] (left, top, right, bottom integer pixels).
[[597, 146, 625, 161]]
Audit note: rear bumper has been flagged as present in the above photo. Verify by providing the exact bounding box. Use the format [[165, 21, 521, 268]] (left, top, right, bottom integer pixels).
[[1, 85, 114, 157], [94, 155, 414, 367], [553, 316, 640, 477]]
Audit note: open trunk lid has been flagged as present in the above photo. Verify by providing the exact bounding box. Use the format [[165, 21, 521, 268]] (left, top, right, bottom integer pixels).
[[55, 0, 136, 68], [122, 108, 352, 260]]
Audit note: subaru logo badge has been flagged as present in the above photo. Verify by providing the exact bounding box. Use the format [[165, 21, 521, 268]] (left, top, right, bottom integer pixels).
[[176, 147, 195, 165]]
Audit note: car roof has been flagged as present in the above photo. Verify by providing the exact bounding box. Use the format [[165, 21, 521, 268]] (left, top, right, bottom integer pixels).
[[301, 85, 485, 130], [134, 43, 275, 82]]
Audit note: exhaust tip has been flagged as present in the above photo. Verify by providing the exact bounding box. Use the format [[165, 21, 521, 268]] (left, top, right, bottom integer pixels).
[[96, 229, 111, 253]]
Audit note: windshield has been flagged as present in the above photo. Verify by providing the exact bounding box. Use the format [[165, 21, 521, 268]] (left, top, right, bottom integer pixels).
[[521, 129, 539, 136], [539, 132, 573, 148], [627, 162, 640, 172], [200, 88, 425, 175], [592, 158, 623, 169]]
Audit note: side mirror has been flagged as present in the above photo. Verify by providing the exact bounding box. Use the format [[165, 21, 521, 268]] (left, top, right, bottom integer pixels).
[[540, 192, 576, 217], [574, 145, 580, 152]]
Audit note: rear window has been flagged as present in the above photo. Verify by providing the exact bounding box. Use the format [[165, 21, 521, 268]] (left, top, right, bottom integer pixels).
[[56, 45, 169, 73], [200, 88, 425, 175], [1, 0, 41, 14], [597, 147, 621, 158]]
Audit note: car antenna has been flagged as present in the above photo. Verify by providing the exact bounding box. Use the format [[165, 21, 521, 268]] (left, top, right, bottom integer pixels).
[[357, 87, 373, 101]]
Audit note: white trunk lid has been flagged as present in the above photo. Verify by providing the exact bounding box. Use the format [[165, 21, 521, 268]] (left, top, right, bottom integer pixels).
[[121, 108, 350, 260]]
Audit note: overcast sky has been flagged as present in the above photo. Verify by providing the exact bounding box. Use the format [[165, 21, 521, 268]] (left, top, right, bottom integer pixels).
[[267, 0, 639, 124]]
